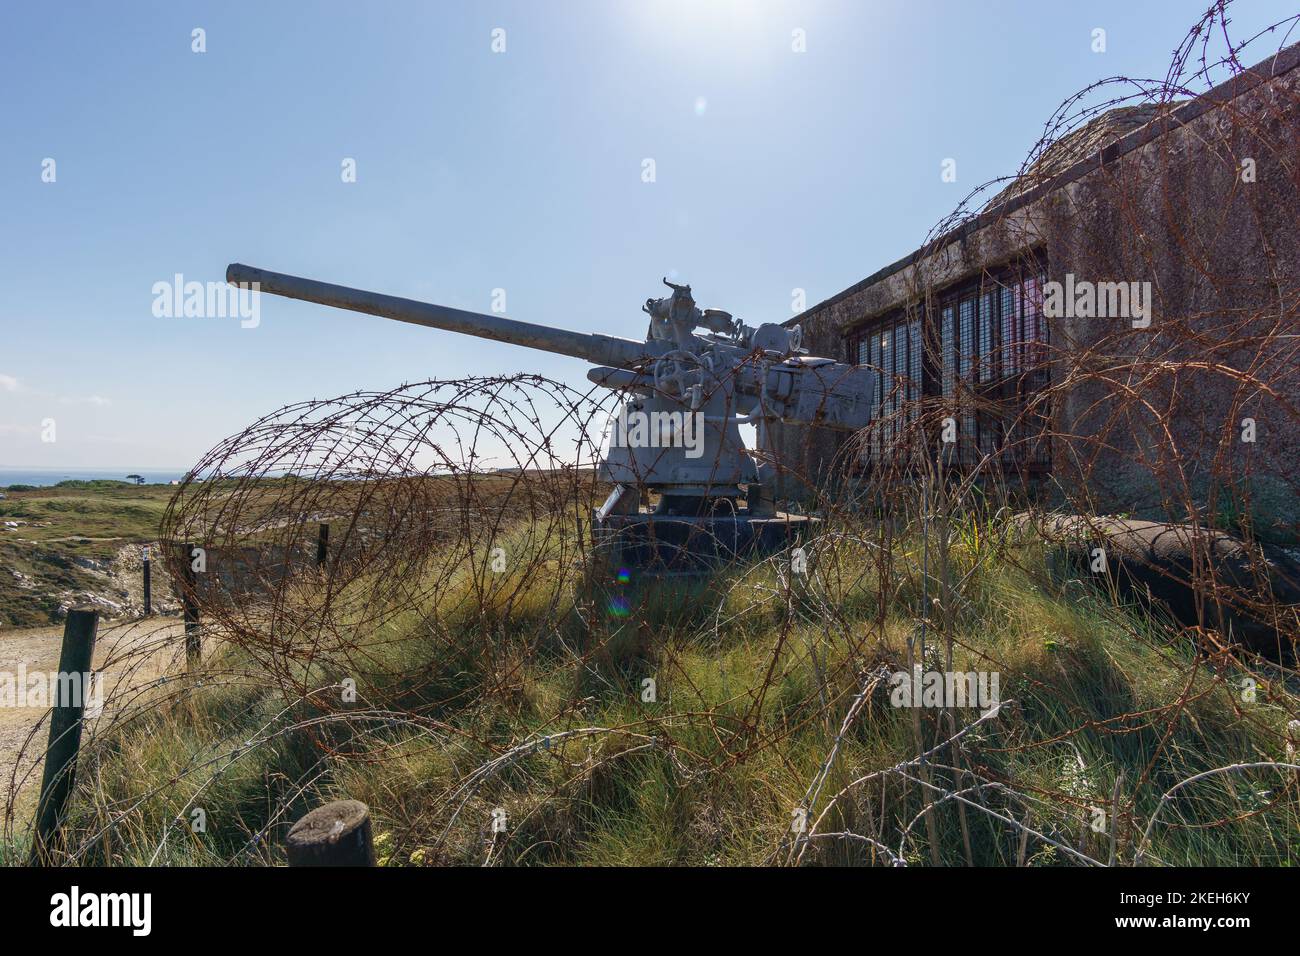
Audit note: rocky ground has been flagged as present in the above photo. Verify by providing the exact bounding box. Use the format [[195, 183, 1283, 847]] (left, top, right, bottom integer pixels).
[[0, 480, 179, 628], [2, 540, 180, 627]]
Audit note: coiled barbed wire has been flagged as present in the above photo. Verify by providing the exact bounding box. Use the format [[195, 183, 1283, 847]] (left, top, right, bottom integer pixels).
[[6, 2, 1299, 867]]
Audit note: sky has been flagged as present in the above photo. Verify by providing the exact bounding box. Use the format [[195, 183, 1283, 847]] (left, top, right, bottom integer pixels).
[[2, 0, 1296, 470]]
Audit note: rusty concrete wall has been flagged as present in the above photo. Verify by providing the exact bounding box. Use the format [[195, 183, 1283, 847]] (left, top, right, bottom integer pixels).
[[1040, 66, 1299, 537], [772, 56, 1299, 540]]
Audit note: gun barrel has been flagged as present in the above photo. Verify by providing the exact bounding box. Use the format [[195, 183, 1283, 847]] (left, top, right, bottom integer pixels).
[[226, 263, 658, 369]]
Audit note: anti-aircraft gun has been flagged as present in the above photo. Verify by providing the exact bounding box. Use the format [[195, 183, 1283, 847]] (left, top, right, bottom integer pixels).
[[225, 264, 876, 570]]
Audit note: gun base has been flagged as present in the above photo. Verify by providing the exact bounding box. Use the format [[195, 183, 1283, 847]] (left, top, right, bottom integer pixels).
[[591, 510, 815, 576]]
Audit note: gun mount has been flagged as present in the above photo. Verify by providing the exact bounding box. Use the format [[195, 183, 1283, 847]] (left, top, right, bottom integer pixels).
[[226, 264, 876, 571]]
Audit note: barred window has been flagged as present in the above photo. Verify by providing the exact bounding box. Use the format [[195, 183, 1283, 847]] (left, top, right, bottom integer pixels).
[[940, 305, 956, 400], [846, 259, 1049, 475], [956, 297, 977, 379], [1000, 283, 1019, 377]]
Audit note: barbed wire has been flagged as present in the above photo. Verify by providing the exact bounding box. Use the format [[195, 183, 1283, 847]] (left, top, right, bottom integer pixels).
[[6, 1, 1298, 867]]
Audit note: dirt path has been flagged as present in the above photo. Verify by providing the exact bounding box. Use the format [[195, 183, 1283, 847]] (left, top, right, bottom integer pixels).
[[0, 617, 185, 816]]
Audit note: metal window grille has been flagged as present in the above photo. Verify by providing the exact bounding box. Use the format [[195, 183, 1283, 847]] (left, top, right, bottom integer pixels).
[[845, 259, 1050, 476]]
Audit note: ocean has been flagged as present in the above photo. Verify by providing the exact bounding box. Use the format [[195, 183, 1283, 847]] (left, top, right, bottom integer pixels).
[[0, 467, 188, 488]]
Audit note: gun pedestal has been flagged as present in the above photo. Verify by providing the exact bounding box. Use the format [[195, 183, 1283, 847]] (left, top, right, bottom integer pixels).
[[593, 509, 817, 574]]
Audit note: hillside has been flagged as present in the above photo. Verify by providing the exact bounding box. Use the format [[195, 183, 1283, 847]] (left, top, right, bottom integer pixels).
[[0, 481, 179, 627]]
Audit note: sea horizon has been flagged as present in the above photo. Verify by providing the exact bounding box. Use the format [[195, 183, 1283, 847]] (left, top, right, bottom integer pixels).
[[0, 466, 191, 487]]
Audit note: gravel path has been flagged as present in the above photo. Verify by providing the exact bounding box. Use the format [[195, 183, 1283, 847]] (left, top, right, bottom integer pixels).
[[0, 616, 184, 815]]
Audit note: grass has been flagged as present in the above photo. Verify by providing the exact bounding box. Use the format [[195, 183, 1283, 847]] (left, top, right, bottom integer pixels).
[[23, 506, 1298, 867], [0, 481, 177, 626], [0, 480, 174, 549]]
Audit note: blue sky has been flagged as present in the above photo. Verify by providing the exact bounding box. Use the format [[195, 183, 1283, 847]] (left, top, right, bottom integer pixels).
[[2, 0, 1295, 469]]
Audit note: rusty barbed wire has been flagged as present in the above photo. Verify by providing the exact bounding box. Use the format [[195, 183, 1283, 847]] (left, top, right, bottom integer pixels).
[[5, 1, 1299, 867]]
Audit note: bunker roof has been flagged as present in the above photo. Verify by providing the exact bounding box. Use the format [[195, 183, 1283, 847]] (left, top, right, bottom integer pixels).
[[785, 41, 1300, 329]]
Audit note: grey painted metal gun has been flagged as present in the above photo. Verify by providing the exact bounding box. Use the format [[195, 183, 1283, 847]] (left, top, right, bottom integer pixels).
[[226, 264, 876, 568]]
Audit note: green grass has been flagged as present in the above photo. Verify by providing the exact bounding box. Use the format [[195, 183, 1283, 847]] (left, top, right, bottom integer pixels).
[[0, 481, 174, 550], [16, 510, 1300, 867], [0, 482, 177, 626]]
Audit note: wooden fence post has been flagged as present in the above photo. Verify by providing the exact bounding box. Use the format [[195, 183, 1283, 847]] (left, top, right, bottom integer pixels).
[[316, 523, 330, 569], [178, 541, 201, 665], [141, 544, 152, 616], [285, 800, 376, 866], [30, 607, 99, 866]]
